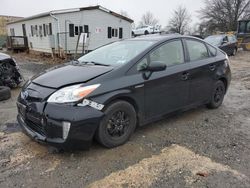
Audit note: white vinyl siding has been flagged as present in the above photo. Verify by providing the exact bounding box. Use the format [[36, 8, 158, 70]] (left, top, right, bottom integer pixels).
[[7, 8, 132, 54]]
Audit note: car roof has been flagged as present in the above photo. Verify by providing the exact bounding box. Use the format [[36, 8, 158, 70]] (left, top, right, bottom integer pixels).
[[127, 34, 200, 42]]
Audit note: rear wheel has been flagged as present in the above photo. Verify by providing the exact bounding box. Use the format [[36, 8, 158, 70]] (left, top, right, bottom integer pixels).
[[144, 30, 149, 35], [207, 80, 225, 109], [96, 101, 137, 148]]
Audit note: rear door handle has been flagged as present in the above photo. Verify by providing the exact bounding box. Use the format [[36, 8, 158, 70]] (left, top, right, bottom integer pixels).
[[209, 64, 216, 71], [181, 72, 190, 81]]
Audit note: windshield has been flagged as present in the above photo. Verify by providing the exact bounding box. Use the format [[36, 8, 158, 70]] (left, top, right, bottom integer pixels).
[[204, 35, 223, 46], [78, 40, 155, 66]]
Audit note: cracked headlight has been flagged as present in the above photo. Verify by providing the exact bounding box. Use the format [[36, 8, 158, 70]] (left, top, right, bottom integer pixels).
[[47, 83, 100, 103]]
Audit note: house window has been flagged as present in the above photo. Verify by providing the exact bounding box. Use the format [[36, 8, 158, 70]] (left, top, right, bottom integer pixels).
[[35, 25, 38, 36], [31, 25, 34, 37], [84, 25, 89, 37], [43, 24, 46, 36], [10, 28, 15, 36], [108, 27, 112, 38], [48, 23, 52, 35], [39, 25, 43, 37], [75, 26, 79, 35], [119, 28, 123, 39], [108, 27, 118, 38], [112, 28, 118, 37], [45, 24, 51, 36], [79, 26, 83, 34], [69, 24, 74, 37]]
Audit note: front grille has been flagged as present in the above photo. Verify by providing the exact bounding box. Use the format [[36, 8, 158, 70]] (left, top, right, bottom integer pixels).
[[25, 119, 46, 136], [25, 110, 46, 136]]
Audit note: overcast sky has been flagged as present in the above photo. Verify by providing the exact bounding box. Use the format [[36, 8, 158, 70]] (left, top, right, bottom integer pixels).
[[0, 0, 204, 27]]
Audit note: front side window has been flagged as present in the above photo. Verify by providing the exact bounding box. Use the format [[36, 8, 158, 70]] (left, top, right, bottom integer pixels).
[[186, 40, 209, 61], [137, 57, 148, 71], [149, 40, 184, 67]]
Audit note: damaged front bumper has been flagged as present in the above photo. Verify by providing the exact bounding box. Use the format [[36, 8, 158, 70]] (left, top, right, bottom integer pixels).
[[17, 102, 104, 150]]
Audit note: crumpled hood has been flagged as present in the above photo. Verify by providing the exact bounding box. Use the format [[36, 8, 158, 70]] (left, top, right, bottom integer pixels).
[[32, 64, 113, 88]]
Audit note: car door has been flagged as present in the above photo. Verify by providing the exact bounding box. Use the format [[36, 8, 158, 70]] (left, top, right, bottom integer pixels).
[[228, 35, 237, 53], [142, 39, 190, 118], [220, 36, 231, 54], [135, 26, 142, 35], [184, 39, 215, 105]]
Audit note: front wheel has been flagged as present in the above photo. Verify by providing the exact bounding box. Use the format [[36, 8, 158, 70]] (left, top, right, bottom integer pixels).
[[96, 101, 137, 148], [207, 80, 226, 109]]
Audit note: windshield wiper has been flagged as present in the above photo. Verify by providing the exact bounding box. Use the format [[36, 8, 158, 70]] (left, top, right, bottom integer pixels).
[[81, 61, 110, 66]]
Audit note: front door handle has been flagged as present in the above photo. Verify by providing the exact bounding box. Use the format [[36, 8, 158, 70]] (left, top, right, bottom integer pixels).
[[181, 72, 190, 81], [209, 64, 216, 71]]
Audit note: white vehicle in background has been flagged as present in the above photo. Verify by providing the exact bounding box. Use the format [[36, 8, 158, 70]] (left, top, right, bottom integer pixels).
[[132, 25, 160, 36]]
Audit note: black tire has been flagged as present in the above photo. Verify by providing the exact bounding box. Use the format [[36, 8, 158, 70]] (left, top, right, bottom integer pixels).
[[96, 100, 137, 148], [207, 80, 225, 109], [0, 86, 11, 101], [144, 30, 149, 35]]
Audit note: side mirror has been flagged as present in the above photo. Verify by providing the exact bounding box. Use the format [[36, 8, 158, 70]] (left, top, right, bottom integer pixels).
[[144, 61, 166, 72], [137, 61, 167, 72]]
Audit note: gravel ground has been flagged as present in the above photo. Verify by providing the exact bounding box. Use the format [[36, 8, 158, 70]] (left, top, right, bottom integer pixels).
[[0, 51, 249, 188]]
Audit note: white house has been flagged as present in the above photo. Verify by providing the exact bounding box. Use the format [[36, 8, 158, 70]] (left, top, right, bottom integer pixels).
[[6, 5, 133, 56]]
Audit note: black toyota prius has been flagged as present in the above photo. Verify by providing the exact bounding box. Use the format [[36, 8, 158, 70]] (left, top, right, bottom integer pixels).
[[17, 34, 231, 150]]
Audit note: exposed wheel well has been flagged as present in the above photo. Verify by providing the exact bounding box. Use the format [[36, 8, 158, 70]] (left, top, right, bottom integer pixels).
[[219, 77, 228, 91]]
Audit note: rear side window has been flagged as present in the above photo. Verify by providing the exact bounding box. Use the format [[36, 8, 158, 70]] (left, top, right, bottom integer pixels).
[[207, 44, 217, 56], [150, 40, 184, 67], [186, 40, 209, 61]]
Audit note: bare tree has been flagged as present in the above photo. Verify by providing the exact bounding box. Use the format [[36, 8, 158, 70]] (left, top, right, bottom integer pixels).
[[167, 6, 191, 34], [200, 0, 250, 32], [139, 11, 159, 26]]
